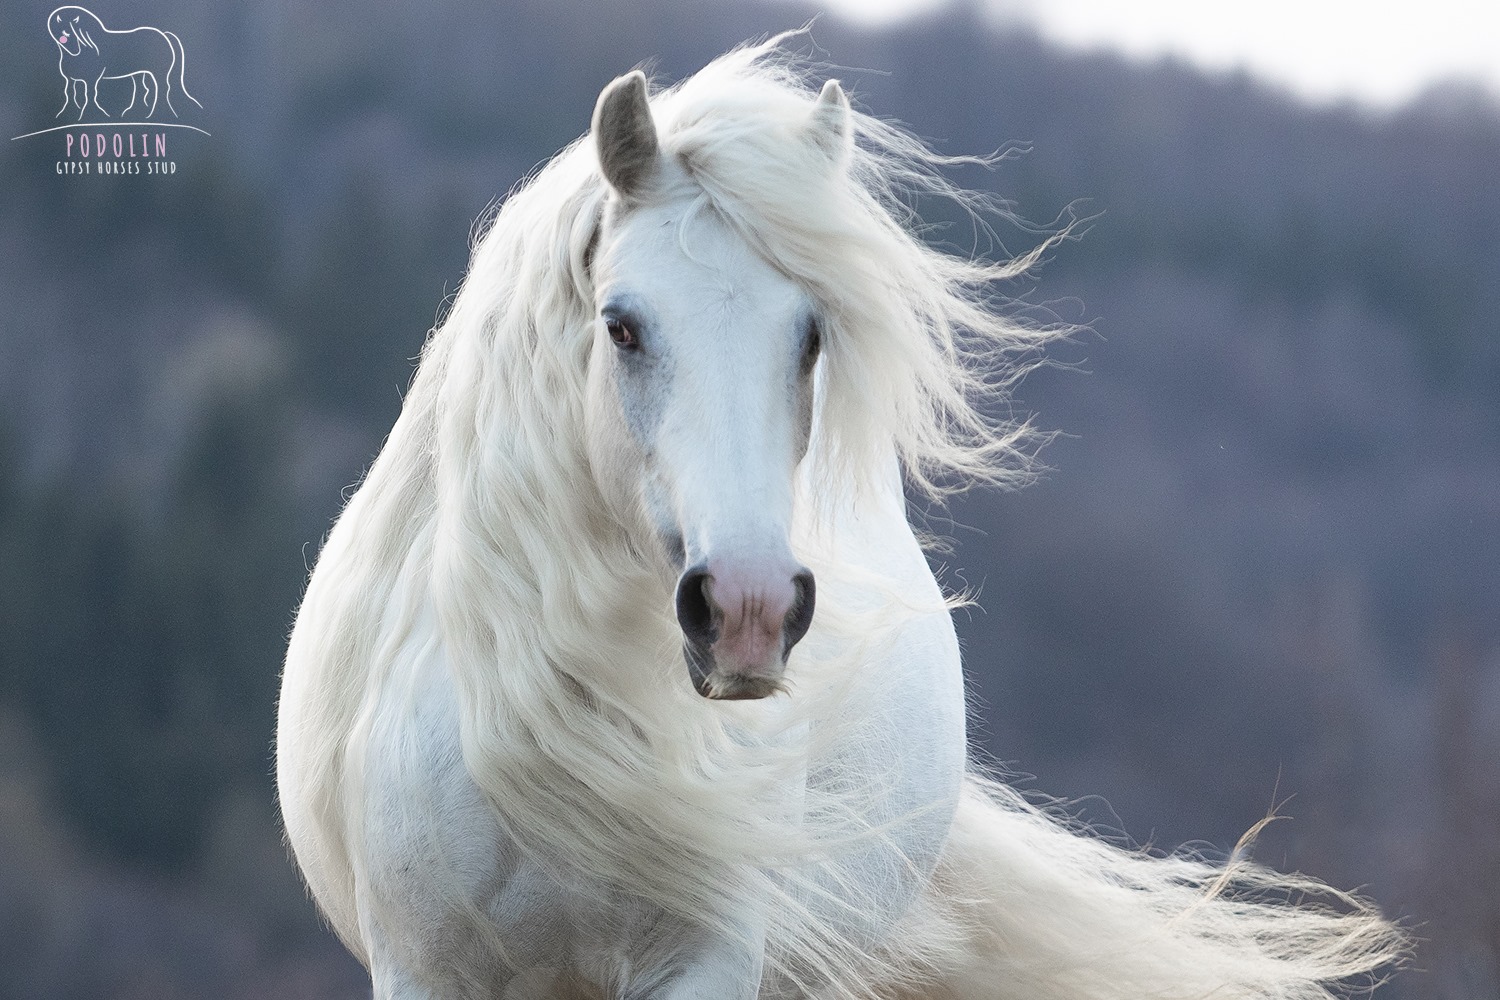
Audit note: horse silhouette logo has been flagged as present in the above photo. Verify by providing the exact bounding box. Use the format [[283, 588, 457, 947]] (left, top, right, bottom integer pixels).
[[48, 5, 201, 120]]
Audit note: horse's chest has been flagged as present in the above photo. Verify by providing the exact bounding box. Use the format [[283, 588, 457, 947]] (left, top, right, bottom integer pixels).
[[356, 653, 681, 993]]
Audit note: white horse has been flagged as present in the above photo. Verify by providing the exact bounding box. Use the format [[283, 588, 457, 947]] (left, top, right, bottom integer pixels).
[[276, 39, 1405, 1000]]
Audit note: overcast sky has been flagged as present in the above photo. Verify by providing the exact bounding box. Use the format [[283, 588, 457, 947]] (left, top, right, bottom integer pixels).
[[800, 0, 1500, 109]]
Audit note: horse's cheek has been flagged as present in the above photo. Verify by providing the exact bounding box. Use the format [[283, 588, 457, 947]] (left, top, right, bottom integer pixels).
[[583, 357, 649, 515]]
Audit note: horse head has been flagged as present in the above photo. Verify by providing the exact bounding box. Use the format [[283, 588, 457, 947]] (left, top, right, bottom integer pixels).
[[583, 71, 853, 701], [48, 6, 99, 57]]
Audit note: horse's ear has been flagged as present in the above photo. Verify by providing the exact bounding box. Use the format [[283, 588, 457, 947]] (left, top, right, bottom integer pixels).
[[593, 71, 659, 198], [807, 80, 853, 169]]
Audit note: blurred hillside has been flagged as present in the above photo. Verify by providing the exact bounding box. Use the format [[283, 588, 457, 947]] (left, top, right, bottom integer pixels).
[[0, 1, 1496, 997]]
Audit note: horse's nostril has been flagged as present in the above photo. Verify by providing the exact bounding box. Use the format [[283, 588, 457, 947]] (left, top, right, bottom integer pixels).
[[782, 569, 816, 656], [675, 566, 717, 646]]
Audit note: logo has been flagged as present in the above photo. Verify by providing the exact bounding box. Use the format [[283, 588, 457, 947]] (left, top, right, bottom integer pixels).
[[12, 5, 210, 176]]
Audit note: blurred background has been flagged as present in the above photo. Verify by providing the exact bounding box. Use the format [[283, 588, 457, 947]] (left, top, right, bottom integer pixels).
[[1, 1, 1496, 997]]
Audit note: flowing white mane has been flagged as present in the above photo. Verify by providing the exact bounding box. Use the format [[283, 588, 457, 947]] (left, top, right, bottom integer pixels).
[[280, 36, 1405, 1000]]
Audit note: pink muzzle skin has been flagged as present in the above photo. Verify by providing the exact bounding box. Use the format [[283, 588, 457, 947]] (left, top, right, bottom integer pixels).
[[675, 561, 815, 700]]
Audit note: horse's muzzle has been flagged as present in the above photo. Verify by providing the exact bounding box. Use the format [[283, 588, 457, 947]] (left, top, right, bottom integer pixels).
[[676, 563, 815, 699]]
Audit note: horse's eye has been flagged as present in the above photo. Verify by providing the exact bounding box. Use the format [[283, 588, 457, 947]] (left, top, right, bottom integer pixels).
[[605, 316, 638, 350]]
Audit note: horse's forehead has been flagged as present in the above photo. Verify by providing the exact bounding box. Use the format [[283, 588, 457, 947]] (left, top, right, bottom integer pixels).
[[601, 200, 797, 311]]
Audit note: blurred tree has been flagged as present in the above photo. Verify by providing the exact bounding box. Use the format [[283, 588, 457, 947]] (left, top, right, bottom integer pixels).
[[0, 355, 302, 868]]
